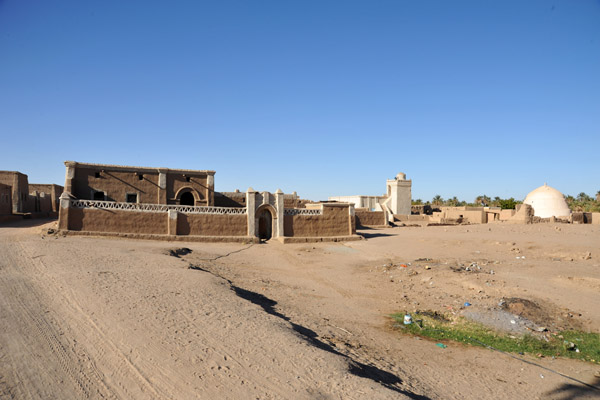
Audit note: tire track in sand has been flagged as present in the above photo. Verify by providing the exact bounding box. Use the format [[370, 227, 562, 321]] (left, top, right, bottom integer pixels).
[[11, 238, 167, 399]]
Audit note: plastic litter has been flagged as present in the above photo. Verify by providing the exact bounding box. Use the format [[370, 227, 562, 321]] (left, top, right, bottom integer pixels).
[[564, 341, 577, 351], [436, 343, 447, 349], [400, 264, 408, 268], [464, 302, 471, 307], [403, 314, 412, 325]]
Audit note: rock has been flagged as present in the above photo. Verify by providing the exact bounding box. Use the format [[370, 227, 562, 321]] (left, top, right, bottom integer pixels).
[[583, 252, 592, 260]]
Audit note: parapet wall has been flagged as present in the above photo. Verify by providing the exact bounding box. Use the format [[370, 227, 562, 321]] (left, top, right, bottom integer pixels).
[[355, 209, 386, 227], [59, 198, 358, 243], [177, 213, 247, 236], [283, 204, 354, 237], [67, 208, 167, 234], [59, 199, 250, 240]]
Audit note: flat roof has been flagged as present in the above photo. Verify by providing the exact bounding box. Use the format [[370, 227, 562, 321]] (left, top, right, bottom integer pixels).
[[29, 183, 64, 188], [64, 161, 215, 175], [0, 170, 27, 176]]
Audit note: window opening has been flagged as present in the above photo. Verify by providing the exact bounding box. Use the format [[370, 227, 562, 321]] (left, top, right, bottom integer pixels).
[[126, 193, 138, 203], [93, 191, 105, 201]]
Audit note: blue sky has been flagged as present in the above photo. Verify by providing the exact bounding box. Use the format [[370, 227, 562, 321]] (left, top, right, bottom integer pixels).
[[1, 1, 599, 202]]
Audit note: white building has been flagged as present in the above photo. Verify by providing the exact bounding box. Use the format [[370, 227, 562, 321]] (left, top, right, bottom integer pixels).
[[523, 184, 571, 219], [329, 173, 412, 221]]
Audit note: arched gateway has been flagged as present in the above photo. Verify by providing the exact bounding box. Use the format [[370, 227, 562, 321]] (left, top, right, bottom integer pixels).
[[257, 208, 273, 240]]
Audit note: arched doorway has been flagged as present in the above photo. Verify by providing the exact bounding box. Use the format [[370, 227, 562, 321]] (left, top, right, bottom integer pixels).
[[257, 208, 273, 240], [180, 191, 195, 206]]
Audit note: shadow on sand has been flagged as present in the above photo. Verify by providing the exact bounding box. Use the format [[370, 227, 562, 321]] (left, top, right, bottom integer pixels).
[[0, 218, 56, 229], [358, 231, 397, 239], [230, 285, 430, 399], [544, 376, 600, 399]]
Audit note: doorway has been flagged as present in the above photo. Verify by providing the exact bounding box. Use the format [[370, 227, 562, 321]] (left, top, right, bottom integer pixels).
[[180, 192, 195, 206], [257, 208, 273, 240]]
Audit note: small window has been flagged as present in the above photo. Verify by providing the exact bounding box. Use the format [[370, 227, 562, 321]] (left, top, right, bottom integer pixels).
[[185, 176, 191, 182], [95, 172, 101, 178], [138, 174, 144, 181], [93, 191, 105, 200], [126, 193, 138, 203]]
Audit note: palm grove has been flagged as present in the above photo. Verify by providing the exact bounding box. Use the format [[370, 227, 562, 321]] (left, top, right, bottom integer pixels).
[[412, 191, 600, 212]]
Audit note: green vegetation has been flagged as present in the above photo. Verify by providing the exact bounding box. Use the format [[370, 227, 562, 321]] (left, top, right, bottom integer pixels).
[[411, 191, 600, 212], [412, 195, 523, 208], [564, 192, 600, 212], [391, 312, 600, 364]]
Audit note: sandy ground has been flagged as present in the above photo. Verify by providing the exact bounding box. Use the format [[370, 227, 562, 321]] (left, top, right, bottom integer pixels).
[[0, 220, 599, 399]]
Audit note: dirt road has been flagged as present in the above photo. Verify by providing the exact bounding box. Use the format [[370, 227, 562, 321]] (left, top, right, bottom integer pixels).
[[1, 220, 599, 399]]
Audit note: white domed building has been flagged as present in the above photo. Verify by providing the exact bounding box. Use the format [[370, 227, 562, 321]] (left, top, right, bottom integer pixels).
[[523, 184, 571, 219]]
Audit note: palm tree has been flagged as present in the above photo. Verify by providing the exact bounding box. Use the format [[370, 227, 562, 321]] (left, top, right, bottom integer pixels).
[[447, 196, 459, 207], [475, 195, 490, 206], [596, 190, 600, 202], [491, 196, 501, 207], [432, 195, 443, 206], [577, 192, 590, 202]]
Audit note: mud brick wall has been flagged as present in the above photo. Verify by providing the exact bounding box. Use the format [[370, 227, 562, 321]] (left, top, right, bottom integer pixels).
[[0, 184, 11, 215], [284, 205, 351, 237], [355, 210, 385, 227], [68, 208, 167, 234], [177, 214, 247, 236]]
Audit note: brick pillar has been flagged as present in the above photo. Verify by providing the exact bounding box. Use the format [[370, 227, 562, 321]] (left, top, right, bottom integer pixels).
[[207, 174, 215, 206], [246, 188, 256, 238], [58, 192, 71, 230], [274, 189, 284, 238], [64, 164, 75, 194], [349, 204, 356, 235], [168, 210, 178, 235], [158, 171, 167, 204]]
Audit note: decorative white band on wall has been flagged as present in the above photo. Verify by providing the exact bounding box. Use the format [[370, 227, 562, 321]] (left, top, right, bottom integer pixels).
[[283, 208, 322, 216], [70, 200, 247, 215]]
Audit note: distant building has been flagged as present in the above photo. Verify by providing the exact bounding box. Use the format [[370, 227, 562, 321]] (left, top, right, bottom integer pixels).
[[59, 161, 359, 243], [0, 170, 62, 219], [328, 172, 412, 222], [523, 184, 571, 219]]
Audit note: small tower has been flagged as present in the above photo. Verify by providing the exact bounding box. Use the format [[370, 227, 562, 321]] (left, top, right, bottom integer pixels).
[[386, 173, 412, 215]]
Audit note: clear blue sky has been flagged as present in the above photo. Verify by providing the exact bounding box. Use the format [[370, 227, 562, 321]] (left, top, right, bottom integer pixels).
[[1, 1, 599, 202]]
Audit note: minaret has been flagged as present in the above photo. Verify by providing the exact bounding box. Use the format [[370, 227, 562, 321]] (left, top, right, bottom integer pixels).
[[386, 172, 412, 215]]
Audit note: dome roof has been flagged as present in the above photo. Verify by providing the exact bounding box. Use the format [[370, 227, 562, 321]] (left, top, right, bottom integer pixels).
[[523, 184, 571, 218]]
